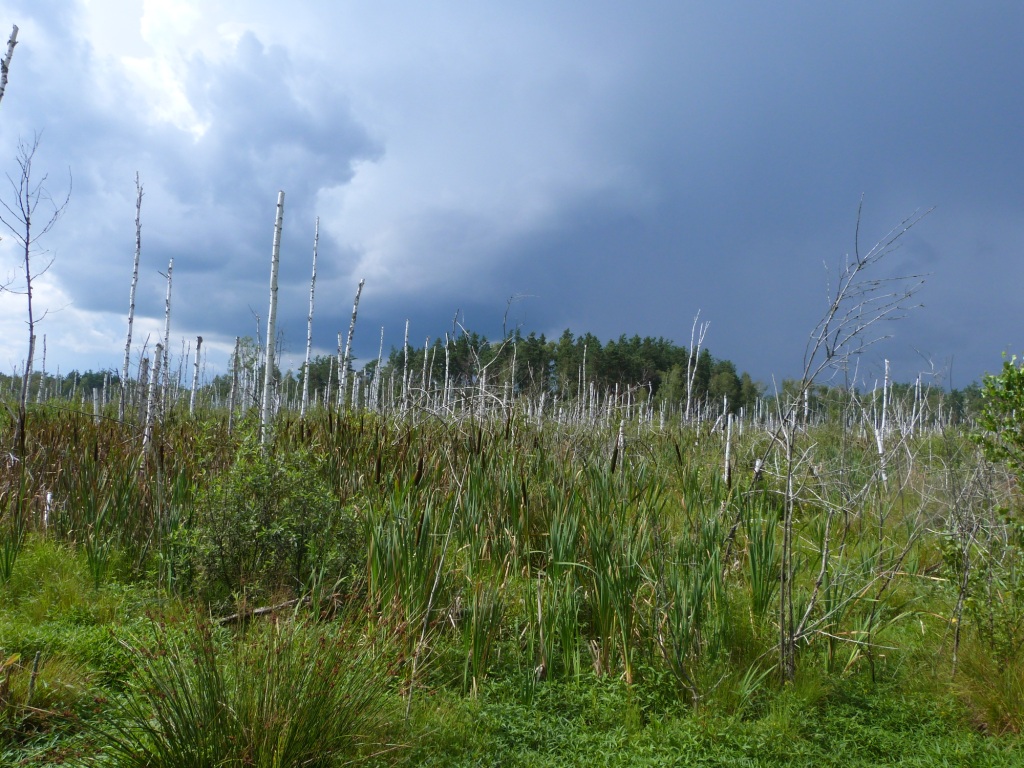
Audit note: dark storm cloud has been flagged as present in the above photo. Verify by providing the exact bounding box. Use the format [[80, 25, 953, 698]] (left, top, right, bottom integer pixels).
[[0, 1, 1020, 384], [351, 2, 1024, 385], [0, 5, 378, 365]]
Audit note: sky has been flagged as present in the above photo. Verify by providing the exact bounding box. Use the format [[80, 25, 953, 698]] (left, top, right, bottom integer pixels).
[[0, 0, 1020, 390]]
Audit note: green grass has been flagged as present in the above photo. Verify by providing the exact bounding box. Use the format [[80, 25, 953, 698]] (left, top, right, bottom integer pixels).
[[0, 407, 1022, 765]]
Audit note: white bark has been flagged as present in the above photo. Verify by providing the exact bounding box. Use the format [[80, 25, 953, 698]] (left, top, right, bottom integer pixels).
[[227, 336, 240, 434], [136, 357, 149, 429], [36, 334, 46, 403], [189, 336, 203, 415], [875, 358, 890, 485], [160, 258, 173, 413], [336, 332, 344, 408], [724, 412, 733, 487], [0, 25, 17, 108], [300, 217, 319, 418], [402, 319, 410, 410], [121, 174, 143, 421], [339, 278, 365, 410], [260, 191, 284, 445], [685, 311, 709, 423], [143, 344, 163, 450]]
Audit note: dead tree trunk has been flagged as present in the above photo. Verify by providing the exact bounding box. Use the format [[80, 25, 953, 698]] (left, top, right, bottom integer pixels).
[[121, 174, 143, 421], [300, 217, 318, 418], [260, 191, 284, 445], [0, 25, 18, 108]]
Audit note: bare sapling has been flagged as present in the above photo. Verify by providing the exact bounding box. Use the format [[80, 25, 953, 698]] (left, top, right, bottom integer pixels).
[[121, 173, 143, 421], [260, 191, 284, 445], [227, 336, 240, 434], [874, 359, 890, 486], [142, 343, 163, 450], [0, 135, 70, 452], [402, 319, 410, 412], [685, 311, 709, 422], [189, 336, 202, 415], [300, 218, 318, 417], [0, 25, 17, 108], [339, 278, 365, 410], [136, 355, 149, 429], [765, 202, 929, 681], [335, 332, 344, 408], [36, 333, 45, 403], [159, 258, 173, 413]]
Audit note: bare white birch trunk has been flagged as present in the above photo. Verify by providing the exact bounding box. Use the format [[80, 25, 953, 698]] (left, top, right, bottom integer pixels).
[[336, 332, 344, 409], [420, 336, 429, 402], [136, 357, 149, 429], [36, 334, 46, 403], [375, 327, 384, 411], [121, 174, 143, 421], [143, 344, 163, 450], [160, 258, 173, 414], [685, 311, 709, 423], [300, 217, 319, 418], [402, 319, 410, 412], [724, 412, 733, 487], [227, 336, 240, 434], [261, 191, 284, 445], [339, 278, 365, 411], [0, 25, 17, 108], [189, 336, 202, 415], [325, 354, 334, 408], [875, 358, 889, 485], [443, 333, 451, 412]]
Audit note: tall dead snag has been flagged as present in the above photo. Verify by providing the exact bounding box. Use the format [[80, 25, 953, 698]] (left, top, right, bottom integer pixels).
[[227, 336, 241, 434], [142, 343, 163, 451], [0, 25, 18, 109], [121, 173, 143, 421], [0, 135, 70, 452], [685, 311, 709, 423], [261, 191, 284, 446], [159, 258, 173, 413], [300, 217, 318, 418], [189, 336, 202, 415], [339, 278, 365, 411]]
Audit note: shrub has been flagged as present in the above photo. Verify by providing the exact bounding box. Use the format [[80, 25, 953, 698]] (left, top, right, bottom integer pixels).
[[174, 439, 362, 609]]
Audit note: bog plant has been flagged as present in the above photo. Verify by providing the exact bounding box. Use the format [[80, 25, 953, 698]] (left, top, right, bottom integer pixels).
[[172, 436, 361, 608], [97, 616, 395, 767]]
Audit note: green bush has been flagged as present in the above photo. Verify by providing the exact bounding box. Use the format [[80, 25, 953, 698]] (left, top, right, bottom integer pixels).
[[174, 439, 362, 609]]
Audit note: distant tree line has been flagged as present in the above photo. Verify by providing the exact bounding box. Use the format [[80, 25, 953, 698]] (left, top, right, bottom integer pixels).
[[0, 328, 987, 423]]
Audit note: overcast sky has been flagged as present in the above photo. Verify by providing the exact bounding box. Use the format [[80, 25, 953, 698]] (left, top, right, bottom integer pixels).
[[0, 0, 1019, 389]]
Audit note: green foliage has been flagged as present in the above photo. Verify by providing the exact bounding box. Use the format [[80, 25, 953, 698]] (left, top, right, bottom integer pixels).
[[1, 392, 1023, 763], [175, 438, 362, 608], [95, 616, 395, 767], [976, 355, 1024, 473]]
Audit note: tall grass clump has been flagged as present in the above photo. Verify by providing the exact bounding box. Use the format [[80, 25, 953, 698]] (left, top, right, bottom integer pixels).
[[97, 615, 395, 767]]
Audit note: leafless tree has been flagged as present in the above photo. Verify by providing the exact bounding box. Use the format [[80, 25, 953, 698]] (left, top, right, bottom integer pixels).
[[764, 201, 930, 681], [300, 218, 318, 418], [261, 191, 284, 445], [0, 135, 70, 451], [121, 173, 143, 421]]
